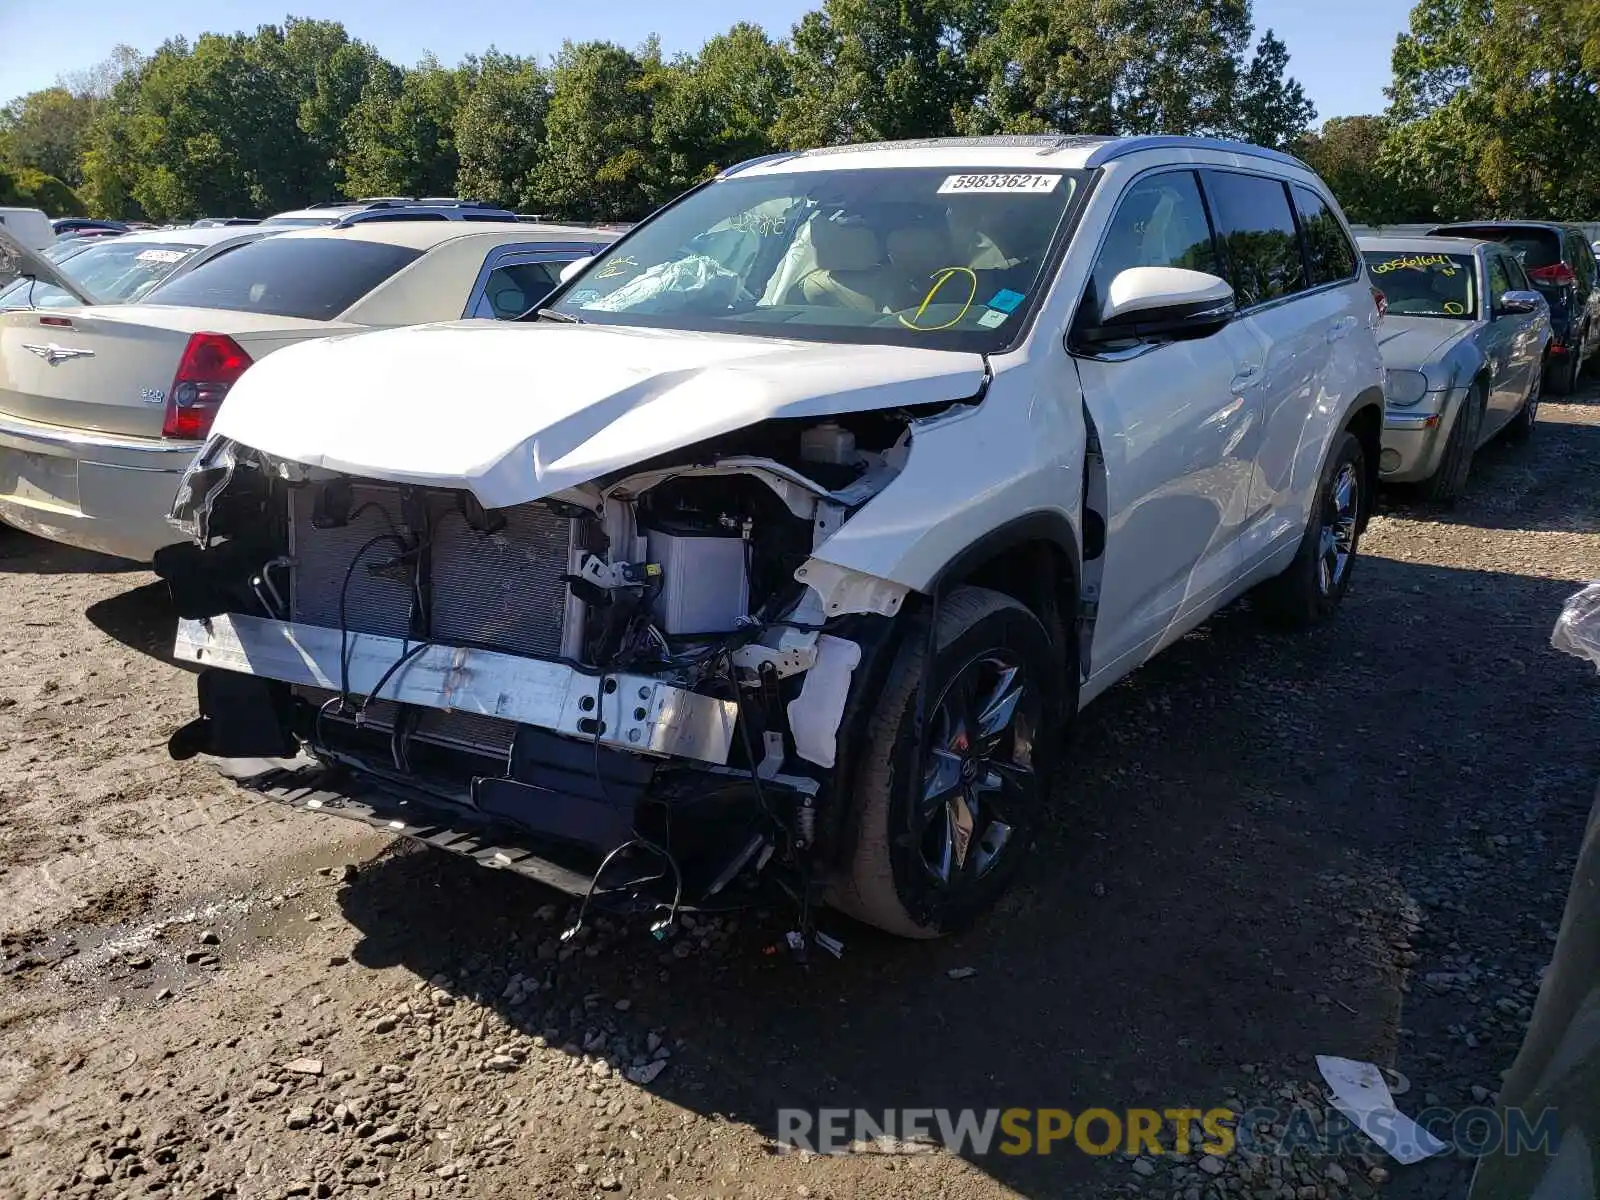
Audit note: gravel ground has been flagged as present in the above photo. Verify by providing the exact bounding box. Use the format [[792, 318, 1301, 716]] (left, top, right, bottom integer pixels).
[[1, 387, 1597, 1200]]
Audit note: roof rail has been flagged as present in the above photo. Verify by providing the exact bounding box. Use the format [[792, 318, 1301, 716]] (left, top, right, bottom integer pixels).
[[332, 203, 520, 228], [1082, 136, 1310, 171], [719, 151, 804, 178], [414, 197, 497, 207]]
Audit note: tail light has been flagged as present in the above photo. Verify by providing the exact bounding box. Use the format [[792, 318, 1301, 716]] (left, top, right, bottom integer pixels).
[[162, 332, 251, 440], [1529, 263, 1578, 287], [1370, 285, 1387, 318]]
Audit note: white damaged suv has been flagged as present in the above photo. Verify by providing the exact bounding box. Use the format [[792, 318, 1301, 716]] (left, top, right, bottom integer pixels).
[[160, 135, 1384, 939]]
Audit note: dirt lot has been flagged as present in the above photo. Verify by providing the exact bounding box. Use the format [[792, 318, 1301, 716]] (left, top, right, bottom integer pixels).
[[2, 386, 1599, 1200]]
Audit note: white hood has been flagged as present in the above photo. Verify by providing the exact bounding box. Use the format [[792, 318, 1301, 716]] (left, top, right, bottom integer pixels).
[[212, 321, 986, 507]]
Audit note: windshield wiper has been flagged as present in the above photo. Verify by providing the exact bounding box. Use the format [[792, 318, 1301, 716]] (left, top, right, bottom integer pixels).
[[536, 308, 582, 324]]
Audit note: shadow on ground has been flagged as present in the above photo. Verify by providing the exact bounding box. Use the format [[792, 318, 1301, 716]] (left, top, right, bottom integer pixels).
[[84, 579, 182, 666], [333, 547, 1599, 1196], [0, 527, 142, 575]]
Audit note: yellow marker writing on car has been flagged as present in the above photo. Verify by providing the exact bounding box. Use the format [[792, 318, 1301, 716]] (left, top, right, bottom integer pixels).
[[898, 266, 978, 331]]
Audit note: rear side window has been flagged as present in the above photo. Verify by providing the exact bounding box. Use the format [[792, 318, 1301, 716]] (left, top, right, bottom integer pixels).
[[475, 260, 566, 320], [143, 238, 424, 320], [1291, 186, 1357, 285], [1082, 170, 1218, 324], [1571, 232, 1596, 287], [1504, 251, 1529, 291], [1202, 171, 1306, 306], [1486, 254, 1512, 304]]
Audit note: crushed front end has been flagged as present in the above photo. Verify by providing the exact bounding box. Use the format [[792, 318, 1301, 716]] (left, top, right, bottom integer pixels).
[[157, 418, 916, 928]]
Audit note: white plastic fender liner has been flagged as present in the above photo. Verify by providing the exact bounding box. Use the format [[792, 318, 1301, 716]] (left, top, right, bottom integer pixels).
[[787, 634, 863, 769], [793, 559, 909, 618], [174, 613, 738, 764]]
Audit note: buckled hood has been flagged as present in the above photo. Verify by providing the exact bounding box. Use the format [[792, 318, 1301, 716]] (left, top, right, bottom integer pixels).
[[210, 320, 987, 507]]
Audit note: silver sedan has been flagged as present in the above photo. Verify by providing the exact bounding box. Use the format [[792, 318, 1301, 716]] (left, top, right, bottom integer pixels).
[[1361, 235, 1551, 502]]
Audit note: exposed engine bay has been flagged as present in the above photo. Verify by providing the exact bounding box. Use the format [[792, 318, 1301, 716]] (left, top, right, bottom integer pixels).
[[157, 411, 923, 935]]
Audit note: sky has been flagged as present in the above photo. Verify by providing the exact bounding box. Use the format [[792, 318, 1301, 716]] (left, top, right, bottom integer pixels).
[[0, 0, 1409, 125]]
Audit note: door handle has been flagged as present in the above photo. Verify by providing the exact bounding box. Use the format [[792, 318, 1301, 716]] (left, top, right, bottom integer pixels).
[[1231, 363, 1262, 390]]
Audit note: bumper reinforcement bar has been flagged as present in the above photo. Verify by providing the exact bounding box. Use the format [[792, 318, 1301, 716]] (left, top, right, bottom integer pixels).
[[174, 613, 738, 765]]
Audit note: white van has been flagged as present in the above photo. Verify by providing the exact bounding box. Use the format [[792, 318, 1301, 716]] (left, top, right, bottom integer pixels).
[[0, 208, 53, 251]]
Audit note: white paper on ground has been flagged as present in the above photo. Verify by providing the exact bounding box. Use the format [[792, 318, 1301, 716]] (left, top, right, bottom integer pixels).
[[1316, 1055, 1449, 1165]]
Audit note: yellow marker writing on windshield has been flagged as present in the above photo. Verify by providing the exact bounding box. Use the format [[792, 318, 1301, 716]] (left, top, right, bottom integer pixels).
[[898, 266, 979, 331], [1444, 301, 1465, 315], [596, 255, 638, 280]]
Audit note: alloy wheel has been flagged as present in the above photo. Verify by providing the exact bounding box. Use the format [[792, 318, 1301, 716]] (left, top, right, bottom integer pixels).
[[916, 651, 1038, 889], [1317, 463, 1359, 597]]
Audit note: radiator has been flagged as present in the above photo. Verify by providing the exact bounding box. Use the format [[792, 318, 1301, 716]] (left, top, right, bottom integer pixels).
[[289, 482, 573, 658], [289, 481, 575, 759]]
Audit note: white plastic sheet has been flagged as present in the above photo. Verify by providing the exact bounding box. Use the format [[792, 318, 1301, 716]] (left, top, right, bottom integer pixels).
[[1316, 1055, 1449, 1165], [1552, 582, 1600, 671]]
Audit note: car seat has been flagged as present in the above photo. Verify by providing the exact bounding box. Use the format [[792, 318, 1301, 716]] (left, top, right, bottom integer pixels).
[[886, 222, 960, 308], [794, 218, 899, 313]]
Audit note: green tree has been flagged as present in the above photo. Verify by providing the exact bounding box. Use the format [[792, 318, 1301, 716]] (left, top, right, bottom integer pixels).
[[964, 0, 1313, 145], [75, 27, 343, 220], [1225, 30, 1316, 150], [649, 24, 793, 192], [1385, 0, 1600, 219], [776, 0, 992, 147], [0, 164, 86, 215], [342, 56, 468, 198], [78, 52, 151, 219], [455, 51, 549, 209], [0, 87, 97, 186], [1294, 115, 1423, 224], [535, 41, 660, 220], [254, 18, 391, 198], [690, 23, 792, 166]]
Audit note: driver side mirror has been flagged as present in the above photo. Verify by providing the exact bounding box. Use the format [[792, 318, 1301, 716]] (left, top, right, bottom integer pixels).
[[1076, 266, 1237, 347], [1494, 289, 1543, 317], [559, 256, 594, 284]]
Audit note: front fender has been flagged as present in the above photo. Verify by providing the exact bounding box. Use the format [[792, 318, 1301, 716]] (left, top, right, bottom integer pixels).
[[809, 365, 1085, 593]]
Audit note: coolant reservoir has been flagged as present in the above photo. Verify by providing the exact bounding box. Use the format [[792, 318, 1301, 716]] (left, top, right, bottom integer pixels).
[[800, 421, 856, 466]]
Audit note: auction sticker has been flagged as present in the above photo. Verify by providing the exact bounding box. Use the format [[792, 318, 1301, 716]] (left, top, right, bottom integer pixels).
[[938, 173, 1061, 194], [135, 249, 187, 264]]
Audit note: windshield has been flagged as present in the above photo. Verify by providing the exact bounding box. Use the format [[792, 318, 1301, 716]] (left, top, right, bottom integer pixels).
[[0, 238, 203, 309], [1364, 251, 1477, 319], [143, 237, 422, 320], [550, 167, 1086, 351], [40, 239, 91, 262]]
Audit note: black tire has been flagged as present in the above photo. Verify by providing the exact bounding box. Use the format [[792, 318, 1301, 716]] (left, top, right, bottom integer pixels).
[[1505, 360, 1543, 444], [1420, 383, 1484, 504], [1255, 430, 1366, 627], [828, 586, 1059, 939], [1548, 345, 1581, 396]]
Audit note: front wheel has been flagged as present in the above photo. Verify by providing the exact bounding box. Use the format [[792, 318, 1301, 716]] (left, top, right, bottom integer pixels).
[[1255, 430, 1366, 627], [1420, 383, 1484, 503], [828, 587, 1059, 938]]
